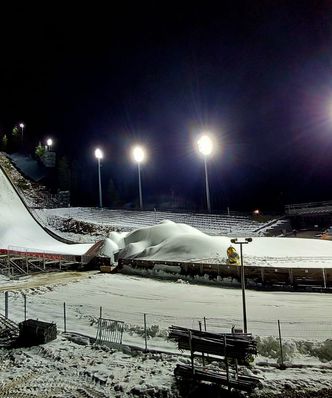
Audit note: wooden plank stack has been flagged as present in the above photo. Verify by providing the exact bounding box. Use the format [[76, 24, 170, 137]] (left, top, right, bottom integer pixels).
[[174, 364, 261, 392], [168, 325, 257, 361]]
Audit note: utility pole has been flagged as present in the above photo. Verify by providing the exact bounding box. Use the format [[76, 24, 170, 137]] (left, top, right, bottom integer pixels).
[[230, 238, 253, 333]]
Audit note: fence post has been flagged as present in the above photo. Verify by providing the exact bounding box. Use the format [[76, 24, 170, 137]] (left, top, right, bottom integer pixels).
[[5, 291, 8, 318], [23, 294, 27, 321], [189, 330, 194, 374], [99, 306, 103, 320], [224, 334, 230, 388], [143, 313, 148, 352], [203, 317, 207, 331], [63, 302, 67, 333], [199, 321, 205, 366], [322, 268, 327, 289], [278, 320, 284, 368]]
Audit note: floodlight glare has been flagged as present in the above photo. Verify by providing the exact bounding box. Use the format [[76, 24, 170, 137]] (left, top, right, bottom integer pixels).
[[19, 123, 25, 145], [197, 134, 213, 156], [133, 146, 145, 163], [132, 145, 146, 210], [94, 147, 103, 208], [196, 133, 214, 213], [95, 148, 103, 159], [46, 138, 53, 147]]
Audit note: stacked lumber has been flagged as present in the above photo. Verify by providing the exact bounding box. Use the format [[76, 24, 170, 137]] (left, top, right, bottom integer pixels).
[[174, 364, 260, 392], [168, 325, 257, 360]]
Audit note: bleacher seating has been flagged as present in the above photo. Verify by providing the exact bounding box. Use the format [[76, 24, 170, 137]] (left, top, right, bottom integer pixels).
[[41, 208, 282, 236]]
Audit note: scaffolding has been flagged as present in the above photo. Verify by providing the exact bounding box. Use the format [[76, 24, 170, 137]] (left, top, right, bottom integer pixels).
[[0, 246, 82, 277]]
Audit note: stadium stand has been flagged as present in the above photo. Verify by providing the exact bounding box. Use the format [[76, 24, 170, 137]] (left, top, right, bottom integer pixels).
[[42, 207, 287, 236]]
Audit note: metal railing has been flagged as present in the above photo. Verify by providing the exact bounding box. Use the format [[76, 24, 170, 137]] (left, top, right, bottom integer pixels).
[[95, 318, 124, 347]]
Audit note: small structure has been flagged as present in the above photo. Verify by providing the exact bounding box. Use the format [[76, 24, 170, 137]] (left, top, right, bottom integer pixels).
[[18, 319, 57, 346]]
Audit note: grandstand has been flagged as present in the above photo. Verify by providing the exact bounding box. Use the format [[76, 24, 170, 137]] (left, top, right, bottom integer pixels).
[[285, 200, 332, 231], [42, 207, 287, 236], [285, 200, 332, 216]]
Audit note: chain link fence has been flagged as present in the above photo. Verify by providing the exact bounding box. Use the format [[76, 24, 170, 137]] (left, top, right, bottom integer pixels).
[[1, 291, 331, 364]]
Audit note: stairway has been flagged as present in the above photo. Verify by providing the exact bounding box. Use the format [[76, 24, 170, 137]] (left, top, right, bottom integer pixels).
[[0, 313, 19, 347]]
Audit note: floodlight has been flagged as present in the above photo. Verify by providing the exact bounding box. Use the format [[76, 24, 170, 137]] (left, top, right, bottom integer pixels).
[[133, 146, 145, 163], [95, 148, 103, 159], [197, 134, 213, 156]]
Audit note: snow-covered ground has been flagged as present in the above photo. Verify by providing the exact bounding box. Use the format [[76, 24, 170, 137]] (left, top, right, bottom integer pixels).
[[1, 271, 332, 397], [2, 272, 332, 342]]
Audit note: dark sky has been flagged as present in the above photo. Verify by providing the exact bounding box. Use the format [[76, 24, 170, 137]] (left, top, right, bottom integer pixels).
[[2, 2, 332, 211]]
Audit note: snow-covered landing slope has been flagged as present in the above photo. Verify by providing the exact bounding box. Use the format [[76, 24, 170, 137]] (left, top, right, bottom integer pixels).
[[113, 220, 332, 268], [0, 165, 94, 256]]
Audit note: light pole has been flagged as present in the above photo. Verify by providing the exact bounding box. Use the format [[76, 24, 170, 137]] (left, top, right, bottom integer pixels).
[[197, 134, 213, 213], [46, 138, 53, 151], [19, 123, 25, 145], [132, 145, 145, 210], [230, 237, 253, 334], [94, 148, 103, 208]]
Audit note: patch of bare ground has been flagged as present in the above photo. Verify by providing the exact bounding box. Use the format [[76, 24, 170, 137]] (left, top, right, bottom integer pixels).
[[0, 271, 97, 292]]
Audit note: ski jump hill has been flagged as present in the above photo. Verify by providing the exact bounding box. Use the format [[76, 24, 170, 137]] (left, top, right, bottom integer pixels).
[[0, 162, 103, 267]]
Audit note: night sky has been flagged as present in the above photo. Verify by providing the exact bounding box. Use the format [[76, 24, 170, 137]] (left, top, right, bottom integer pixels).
[[2, 2, 332, 211]]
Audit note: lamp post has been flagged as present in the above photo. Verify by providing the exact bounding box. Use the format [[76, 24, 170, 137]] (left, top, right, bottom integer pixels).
[[197, 134, 213, 213], [19, 123, 25, 145], [230, 237, 253, 334], [132, 145, 145, 210], [46, 138, 53, 151], [94, 148, 103, 208]]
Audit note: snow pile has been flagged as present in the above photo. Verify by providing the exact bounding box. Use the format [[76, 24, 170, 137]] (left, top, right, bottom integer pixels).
[[115, 220, 332, 268], [119, 220, 223, 260]]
